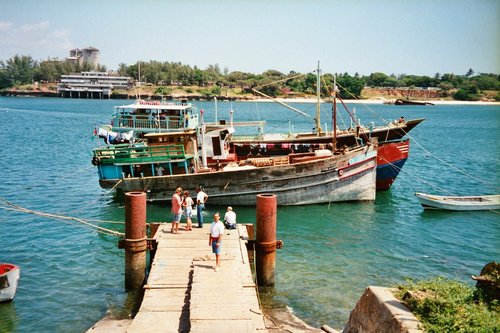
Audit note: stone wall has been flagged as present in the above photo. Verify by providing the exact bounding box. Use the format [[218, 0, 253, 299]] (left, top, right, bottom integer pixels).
[[342, 286, 423, 333]]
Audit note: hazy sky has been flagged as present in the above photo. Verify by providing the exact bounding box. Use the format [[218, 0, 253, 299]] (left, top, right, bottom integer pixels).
[[1, 0, 498, 76]]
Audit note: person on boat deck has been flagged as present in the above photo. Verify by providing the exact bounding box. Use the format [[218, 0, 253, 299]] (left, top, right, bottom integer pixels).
[[223, 206, 237, 230], [398, 116, 405, 123], [209, 212, 224, 272], [182, 191, 194, 231], [171, 187, 183, 234], [195, 185, 208, 228], [155, 164, 164, 176]]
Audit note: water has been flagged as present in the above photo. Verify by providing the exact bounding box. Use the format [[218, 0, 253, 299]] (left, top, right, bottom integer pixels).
[[0, 97, 499, 332]]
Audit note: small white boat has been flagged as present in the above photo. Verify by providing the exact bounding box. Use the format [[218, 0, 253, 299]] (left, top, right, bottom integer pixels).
[[415, 192, 500, 211], [0, 263, 20, 302]]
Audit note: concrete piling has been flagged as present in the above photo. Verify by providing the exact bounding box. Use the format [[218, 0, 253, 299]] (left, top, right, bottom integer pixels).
[[123, 191, 147, 290], [255, 193, 277, 286]]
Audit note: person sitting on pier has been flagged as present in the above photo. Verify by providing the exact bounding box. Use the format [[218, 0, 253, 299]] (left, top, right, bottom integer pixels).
[[209, 212, 225, 272], [223, 206, 237, 230]]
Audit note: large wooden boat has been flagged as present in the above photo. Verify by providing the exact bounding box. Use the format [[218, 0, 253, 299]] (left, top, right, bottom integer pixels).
[[93, 130, 377, 205], [415, 193, 500, 211], [0, 263, 20, 302], [227, 99, 423, 191]]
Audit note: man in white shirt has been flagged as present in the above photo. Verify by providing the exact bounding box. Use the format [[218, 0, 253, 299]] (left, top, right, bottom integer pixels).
[[195, 185, 208, 228], [209, 212, 225, 271], [223, 206, 237, 230]]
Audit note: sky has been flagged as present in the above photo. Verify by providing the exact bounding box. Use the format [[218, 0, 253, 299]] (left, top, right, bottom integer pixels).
[[0, 0, 498, 76]]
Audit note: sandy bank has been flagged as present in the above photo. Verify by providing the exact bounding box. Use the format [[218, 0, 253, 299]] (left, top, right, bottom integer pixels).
[[248, 98, 500, 106]]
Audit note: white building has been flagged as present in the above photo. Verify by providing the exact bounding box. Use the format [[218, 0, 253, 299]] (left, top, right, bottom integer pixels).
[[57, 71, 132, 99]]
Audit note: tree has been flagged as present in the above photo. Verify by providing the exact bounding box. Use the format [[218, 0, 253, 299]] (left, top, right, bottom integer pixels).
[[1, 55, 37, 86], [473, 74, 498, 91], [366, 72, 388, 87]]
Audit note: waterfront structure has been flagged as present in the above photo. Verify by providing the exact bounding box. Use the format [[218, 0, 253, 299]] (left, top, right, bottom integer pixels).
[[67, 46, 100, 68], [57, 72, 132, 99]]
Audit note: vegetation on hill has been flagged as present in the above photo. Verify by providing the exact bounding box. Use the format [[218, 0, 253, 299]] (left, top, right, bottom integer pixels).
[[395, 277, 499, 332], [1, 55, 499, 101]]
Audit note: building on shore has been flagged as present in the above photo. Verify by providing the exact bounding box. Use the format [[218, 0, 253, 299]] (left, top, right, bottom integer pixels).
[[67, 46, 100, 69], [57, 72, 132, 99]]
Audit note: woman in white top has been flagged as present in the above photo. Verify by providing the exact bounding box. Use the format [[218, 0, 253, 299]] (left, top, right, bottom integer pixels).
[[182, 191, 194, 231]]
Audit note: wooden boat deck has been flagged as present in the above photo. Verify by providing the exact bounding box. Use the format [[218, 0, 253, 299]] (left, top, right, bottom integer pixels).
[[126, 223, 267, 333]]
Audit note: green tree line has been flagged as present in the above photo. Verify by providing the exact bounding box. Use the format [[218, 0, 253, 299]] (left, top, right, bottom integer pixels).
[[1, 55, 499, 101]]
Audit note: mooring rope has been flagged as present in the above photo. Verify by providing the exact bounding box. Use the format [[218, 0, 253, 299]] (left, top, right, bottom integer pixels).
[[0, 197, 125, 237]]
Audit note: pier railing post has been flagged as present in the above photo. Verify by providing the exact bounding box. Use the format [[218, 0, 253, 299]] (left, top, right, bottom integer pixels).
[[123, 191, 147, 290], [256, 193, 277, 286]]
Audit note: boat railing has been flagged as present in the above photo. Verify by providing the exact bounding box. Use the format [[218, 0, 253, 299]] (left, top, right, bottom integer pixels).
[[94, 144, 187, 164], [112, 115, 185, 131]]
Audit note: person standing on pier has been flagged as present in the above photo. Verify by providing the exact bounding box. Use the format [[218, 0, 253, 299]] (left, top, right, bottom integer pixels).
[[171, 187, 183, 234], [182, 190, 194, 231], [209, 212, 224, 271], [195, 185, 208, 228]]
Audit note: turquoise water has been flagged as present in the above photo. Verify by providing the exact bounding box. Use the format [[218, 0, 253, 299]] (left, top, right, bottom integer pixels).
[[0, 97, 499, 332]]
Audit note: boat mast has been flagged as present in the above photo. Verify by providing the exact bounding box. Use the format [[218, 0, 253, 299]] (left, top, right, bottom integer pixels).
[[200, 109, 207, 169], [315, 61, 322, 135], [137, 61, 141, 100], [214, 97, 218, 124], [333, 74, 337, 151]]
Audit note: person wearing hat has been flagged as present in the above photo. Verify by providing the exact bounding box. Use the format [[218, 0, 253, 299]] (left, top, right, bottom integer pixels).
[[223, 206, 237, 230]]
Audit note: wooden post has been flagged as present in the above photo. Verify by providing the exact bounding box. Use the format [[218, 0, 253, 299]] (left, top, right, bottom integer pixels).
[[124, 191, 147, 290], [255, 193, 277, 286]]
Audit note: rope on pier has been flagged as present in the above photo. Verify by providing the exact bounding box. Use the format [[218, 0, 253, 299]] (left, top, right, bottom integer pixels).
[[0, 197, 125, 237]]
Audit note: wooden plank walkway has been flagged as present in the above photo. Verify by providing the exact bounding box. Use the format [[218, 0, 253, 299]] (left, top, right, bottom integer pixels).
[[127, 223, 267, 333]]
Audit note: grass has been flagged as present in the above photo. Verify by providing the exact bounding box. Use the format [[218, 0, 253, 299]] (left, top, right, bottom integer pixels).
[[394, 277, 499, 333]]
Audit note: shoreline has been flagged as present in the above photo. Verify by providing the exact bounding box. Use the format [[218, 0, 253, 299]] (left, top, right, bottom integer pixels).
[[1, 91, 499, 106], [248, 97, 500, 106]]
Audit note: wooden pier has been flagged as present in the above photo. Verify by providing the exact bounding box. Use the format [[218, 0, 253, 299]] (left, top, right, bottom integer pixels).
[[125, 223, 266, 333]]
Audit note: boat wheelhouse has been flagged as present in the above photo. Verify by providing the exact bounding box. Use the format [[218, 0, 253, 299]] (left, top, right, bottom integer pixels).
[[109, 99, 199, 135]]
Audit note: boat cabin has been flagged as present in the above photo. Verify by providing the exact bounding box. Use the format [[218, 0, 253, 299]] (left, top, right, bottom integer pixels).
[[110, 99, 199, 134], [92, 131, 198, 181]]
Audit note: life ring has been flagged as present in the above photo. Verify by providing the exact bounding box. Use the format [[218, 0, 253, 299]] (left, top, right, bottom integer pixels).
[[338, 169, 344, 176]]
